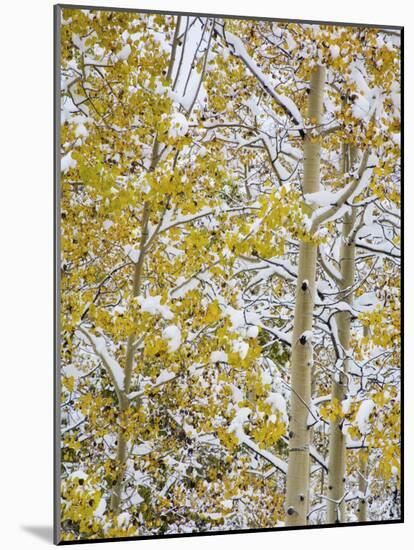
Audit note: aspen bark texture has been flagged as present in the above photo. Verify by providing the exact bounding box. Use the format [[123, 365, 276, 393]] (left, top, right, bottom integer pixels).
[[326, 145, 357, 523], [285, 65, 326, 526]]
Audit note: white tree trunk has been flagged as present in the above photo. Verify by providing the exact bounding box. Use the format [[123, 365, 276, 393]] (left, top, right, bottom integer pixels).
[[357, 325, 369, 522], [357, 447, 368, 522], [285, 65, 326, 526], [110, 201, 150, 513], [326, 145, 357, 523], [109, 17, 182, 513]]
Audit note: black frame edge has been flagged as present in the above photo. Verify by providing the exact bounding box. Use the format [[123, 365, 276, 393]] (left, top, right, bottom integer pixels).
[[56, 3, 403, 30]]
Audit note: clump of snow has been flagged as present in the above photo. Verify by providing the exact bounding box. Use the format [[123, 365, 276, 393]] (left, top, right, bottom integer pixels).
[[93, 335, 125, 390], [210, 350, 228, 363], [341, 397, 351, 415], [136, 295, 174, 320], [304, 190, 338, 207], [69, 469, 88, 480], [133, 442, 152, 456], [72, 34, 87, 53], [222, 499, 233, 510], [363, 203, 376, 226], [245, 97, 262, 118], [334, 301, 353, 313], [102, 220, 113, 230], [162, 325, 181, 352], [231, 384, 244, 405], [183, 421, 197, 438], [351, 94, 371, 121], [266, 393, 288, 424], [117, 44, 131, 61], [93, 498, 107, 518], [229, 407, 251, 436], [131, 491, 144, 505], [285, 32, 297, 52], [61, 151, 77, 173], [356, 399, 375, 434], [204, 512, 223, 520], [64, 363, 84, 379], [117, 511, 131, 527], [171, 276, 199, 298], [155, 369, 175, 385], [225, 306, 245, 330], [123, 244, 140, 263], [245, 311, 261, 325], [168, 112, 189, 138], [355, 291, 377, 312], [246, 325, 259, 338], [261, 370, 272, 386], [233, 339, 249, 359], [330, 45, 340, 59], [75, 123, 88, 138]]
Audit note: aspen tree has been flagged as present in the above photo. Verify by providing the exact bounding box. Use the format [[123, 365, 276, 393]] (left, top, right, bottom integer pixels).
[[109, 16, 178, 511], [357, 448, 368, 522], [58, 12, 401, 539], [326, 145, 357, 523], [356, 326, 369, 522], [109, 201, 150, 513], [285, 65, 326, 526]]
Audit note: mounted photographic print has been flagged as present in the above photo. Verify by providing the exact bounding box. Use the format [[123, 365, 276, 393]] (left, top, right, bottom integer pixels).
[[54, 3, 403, 544]]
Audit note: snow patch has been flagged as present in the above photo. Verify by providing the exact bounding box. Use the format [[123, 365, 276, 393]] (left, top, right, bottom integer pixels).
[[233, 340, 249, 360], [266, 393, 288, 423], [123, 244, 140, 263], [210, 350, 228, 363], [162, 325, 181, 352], [102, 220, 113, 230], [117, 44, 131, 61], [93, 498, 107, 518], [69, 469, 88, 480], [117, 511, 131, 527], [136, 295, 174, 320], [305, 190, 338, 207], [93, 335, 125, 390], [225, 306, 245, 330], [330, 44, 340, 58], [246, 325, 259, 338], [356, 399, 375, 434], [155, 369, 175, 385], [61, 151, 77, 173], [168, 112, 189, 138]]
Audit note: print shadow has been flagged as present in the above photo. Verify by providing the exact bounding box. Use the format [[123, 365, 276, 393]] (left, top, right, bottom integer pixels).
[[21, 525, 53, 543]]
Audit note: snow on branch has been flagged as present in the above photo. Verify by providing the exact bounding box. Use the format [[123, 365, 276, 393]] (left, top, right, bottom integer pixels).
[[214, 22, 304, 132], [77, 327, 126, 402], [146, 205, 260, 248], [354, 237, 400, 260], [309, 444, 329, 473], [318, 245, 343, 286], [309, 150, 377, 232], [259, 323, 292, 347], [239, 430, 288, 475]]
